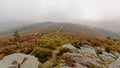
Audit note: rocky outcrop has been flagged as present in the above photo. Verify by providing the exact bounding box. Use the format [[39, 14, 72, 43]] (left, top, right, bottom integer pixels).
[[79, 45, 97, 56], [61, 44, 107, 68], [62, 52, 105, 68], [0, 53, 39, 68]]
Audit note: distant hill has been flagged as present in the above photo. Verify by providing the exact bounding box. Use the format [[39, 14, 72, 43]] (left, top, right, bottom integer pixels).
[[94, 28, 120, 39], [0, 22, 53, 35], [0, 22, 120, 39], [95, 20, 120, 33]]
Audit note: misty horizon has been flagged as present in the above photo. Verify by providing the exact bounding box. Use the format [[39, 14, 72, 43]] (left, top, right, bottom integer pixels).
[[0, 0, 120, 32]]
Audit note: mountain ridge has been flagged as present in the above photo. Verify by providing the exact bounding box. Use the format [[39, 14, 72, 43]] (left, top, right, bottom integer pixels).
[[0, 22, 120, 39]]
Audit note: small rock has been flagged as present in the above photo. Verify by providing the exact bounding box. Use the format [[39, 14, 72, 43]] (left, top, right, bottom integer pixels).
[[99, 52, 117, 61], [95, 47, 105, 54], [114, 52, 120, 58], [109, 56, 120, 68], [62, 44, 77, 51], [75, 63, 88, 68]]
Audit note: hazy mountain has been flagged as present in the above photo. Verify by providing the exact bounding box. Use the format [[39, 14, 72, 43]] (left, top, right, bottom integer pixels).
[[0, 21, 34, 32], [95, 20, 120, 33], [0, 22, 53, 35], [0, 22, 120, 39]]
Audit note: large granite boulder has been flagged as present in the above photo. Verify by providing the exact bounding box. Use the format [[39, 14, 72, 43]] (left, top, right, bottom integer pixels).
[[0, 53, 40, 68]]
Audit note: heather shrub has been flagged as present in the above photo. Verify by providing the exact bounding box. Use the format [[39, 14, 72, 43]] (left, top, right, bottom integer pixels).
[[13, 30, 20, 39], [104, 40, 115, 45], [43, 61, 54, 68], [19, 42, 36, 48], [83, 40, 93, 46], [31, 47, 53, 63], [87, 62, 101, 68], [37, 34, 70, 50], [58, 47, 72, 55]]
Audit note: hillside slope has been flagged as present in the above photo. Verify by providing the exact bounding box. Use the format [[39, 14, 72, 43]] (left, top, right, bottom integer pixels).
[[0, 22, 120, 68], [0, 22, 120, 39]]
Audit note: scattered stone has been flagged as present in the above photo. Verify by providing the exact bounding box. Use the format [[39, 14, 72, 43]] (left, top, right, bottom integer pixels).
[[95, 47, 105, 54], [114, 52, 120, 58], [99, 52, 117, 61], [108, 56, 120, 68], [62, 44, 77, 51]]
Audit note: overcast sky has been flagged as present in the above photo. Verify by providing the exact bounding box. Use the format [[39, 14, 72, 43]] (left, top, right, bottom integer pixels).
[[0, 0, 120, 31]]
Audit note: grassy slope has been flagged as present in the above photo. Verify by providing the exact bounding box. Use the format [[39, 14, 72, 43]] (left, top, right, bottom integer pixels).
[[0, 29, 120, 56], [0, 22, 120, 56]]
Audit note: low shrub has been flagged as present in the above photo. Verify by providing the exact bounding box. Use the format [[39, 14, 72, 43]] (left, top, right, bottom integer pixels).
[[31, 47, 53, 63], [37, 34, 70, 50], [83, 40, 93, 46], [104, 40, 115, 45], [58, 47, 72, 55], [71, 40, 81, 48], [19, 42, 36, 54], [43, 61, 54, 68], [19, 42, 36, 49], [87, 62, 101, 68]]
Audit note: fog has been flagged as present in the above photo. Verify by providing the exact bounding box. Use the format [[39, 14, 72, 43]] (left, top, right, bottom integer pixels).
[[0, 0, 120, 32]]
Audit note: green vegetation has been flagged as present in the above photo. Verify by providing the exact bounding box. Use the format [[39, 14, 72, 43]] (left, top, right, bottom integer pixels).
[[58, 47, 72, 55], [13, 30, 20, 38], [31, 47, 53, 63], [43, 62, 54, 68], [87, 63, 101, 68], [37, 34, 70, 50], [105, 40, 115, 45]]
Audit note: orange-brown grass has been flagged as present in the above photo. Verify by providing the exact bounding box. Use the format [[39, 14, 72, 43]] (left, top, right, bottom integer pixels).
[[0, 31, 119, 60]]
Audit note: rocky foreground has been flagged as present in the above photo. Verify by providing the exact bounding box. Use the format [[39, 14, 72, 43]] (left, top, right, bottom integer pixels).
[[0, 43, 120, 68]]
